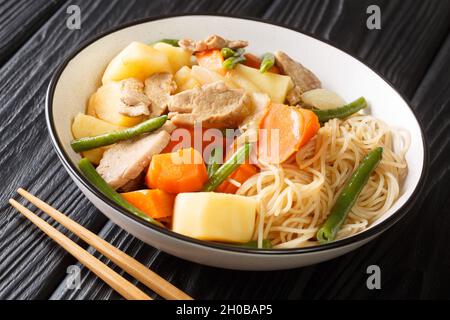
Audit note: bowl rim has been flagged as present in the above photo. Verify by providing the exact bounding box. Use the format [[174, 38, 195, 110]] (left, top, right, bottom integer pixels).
[[45, 13, 429, 256]]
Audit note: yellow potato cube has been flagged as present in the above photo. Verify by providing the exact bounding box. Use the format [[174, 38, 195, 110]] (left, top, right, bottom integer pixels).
[[173, 66, 198, 91], [153, 42, 192, 73], [89, 81, 145, 127], [178, 78, 201, 92], [191, 65, 226, 85], [71, 113, 125, 164], [301, 88, 346, 110], [234, 64, 293, 103], [227, 71, 261, 93], [174, 66, 192, 86], [172, 192, 257, 243], [102, 42, 172, 83], [86, 94, 97, 117]]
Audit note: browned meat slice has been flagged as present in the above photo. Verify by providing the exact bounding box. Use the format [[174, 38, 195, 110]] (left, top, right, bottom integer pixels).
[[118, 78, 151, 117], [96, 122, 176, 189], [274, 51, 321, 105], [178, 35, 248, 53], [144, 73, 177, 117], [168, 81, 251, 129], [118, 172, 145, 192]]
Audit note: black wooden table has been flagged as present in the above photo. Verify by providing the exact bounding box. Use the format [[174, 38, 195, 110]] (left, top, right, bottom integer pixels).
[[0, 0, 449, 300]]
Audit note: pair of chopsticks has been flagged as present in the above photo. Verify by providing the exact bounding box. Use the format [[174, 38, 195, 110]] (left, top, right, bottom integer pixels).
[[9, 188, 192, 300]]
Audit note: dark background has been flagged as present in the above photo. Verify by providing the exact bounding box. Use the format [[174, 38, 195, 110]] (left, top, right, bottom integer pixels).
[[0, 0, 449, 300]]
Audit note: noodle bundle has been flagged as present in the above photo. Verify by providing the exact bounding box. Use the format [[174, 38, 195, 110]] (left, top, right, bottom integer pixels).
[[237, 115, 410, 248]]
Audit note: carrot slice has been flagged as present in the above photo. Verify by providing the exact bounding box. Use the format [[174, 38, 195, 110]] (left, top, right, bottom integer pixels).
[[243, 53, 261, 69], [258, 104, 319, 164], [121, 189, 175, 219], [146, 148, 208, 194], [298, 108, 320, 148], [216, 163, 259, 194], [196, 49, 225, 75], [243, 53, 281, 74]]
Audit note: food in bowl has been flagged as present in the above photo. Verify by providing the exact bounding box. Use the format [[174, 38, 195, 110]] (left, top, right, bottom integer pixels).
[[70, 34, 410, 250]]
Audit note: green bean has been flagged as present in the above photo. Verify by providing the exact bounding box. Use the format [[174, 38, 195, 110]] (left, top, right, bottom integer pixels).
[[234, 48, 245, 56], [78, 158, 163, 227], [259, 52, 275, 73], [235, 239, 273, 249], [207, 162, 221, 179], [222, 55, 246, 70], [151, 39, 179, 47], [316, 147, 383, 243], [202, 143, 251, 192], [312, 97, 367, 123], [71, 115, 167, 153], [221, 47, 236, 59], [206, 148, 222, 178]]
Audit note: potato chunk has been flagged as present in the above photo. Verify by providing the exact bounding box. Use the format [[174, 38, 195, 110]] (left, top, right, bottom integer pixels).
[[233, 64, 293, 103], [102, 42, 172, 83], [89, 81, 146, 127], [173, 66, 200, 92], [172, 192, 257, 243], [301, 88, 346, 110], [71, 113, 125, 164], [153, 42, 192, 73], [227, 71, 261, 93]]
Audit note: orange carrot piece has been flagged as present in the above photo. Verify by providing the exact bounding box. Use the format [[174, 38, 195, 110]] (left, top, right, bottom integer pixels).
[[258, 103, 303, 164], [196, 49, 225, 74], [216, 163, 258, 194], [298, 108, 320, 148], [258, 104, 319, 164], [146, 148, 208, 194], [121, 189, 175, 219], [243, 53, 261, 69], [243, 53, 281, 74]]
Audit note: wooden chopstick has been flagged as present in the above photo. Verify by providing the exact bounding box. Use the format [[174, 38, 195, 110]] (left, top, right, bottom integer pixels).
[[17, 188, 192, 300], [9, 198, 151, 300]]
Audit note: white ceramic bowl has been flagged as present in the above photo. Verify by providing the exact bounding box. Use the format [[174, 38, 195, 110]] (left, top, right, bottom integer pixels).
[[46, 14, 428, 270]]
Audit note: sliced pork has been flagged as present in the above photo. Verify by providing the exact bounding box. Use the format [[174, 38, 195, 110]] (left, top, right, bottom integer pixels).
[[118, 78, 151, 117], [274, 51, 321, 105], [179, 35, 248, 53], [168, 81, 251, 129], [144, 73, 177, 117], [96, 122, 176, 189], [118, 172, 145, 192]]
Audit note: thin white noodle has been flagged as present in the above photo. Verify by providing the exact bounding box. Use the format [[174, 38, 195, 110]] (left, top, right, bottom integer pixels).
[[226, 178, 242, 188], [238, 115, 409, 248]]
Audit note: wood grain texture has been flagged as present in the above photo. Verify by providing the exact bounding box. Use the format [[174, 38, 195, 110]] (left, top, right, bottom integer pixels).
[[0, 0, 449, 300], [263, 0, 449, 98], [0, 0, 64, 66], [406, 34, 450, 298]]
